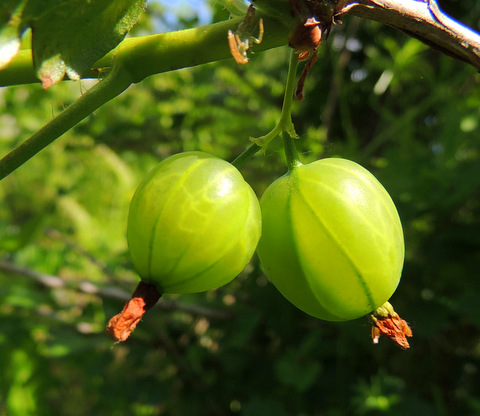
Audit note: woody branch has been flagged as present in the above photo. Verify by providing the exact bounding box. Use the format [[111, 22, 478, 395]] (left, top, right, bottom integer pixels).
[[338, 0, 480, 70]]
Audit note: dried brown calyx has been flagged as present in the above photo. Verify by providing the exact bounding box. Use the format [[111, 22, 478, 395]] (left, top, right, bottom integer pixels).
[[106, 281, 162, 343], [288, 1, 346, 100], [288, 17, 322, 100], [370, 301, 413, 350], [289, 17, 322, 59], [231, 2, 348, 98]]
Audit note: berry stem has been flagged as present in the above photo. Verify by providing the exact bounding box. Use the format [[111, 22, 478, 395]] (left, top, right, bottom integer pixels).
[[233, 49, 302, 169], [280, 49, 301, 136], [106, 281, 162, 343], [251, 48, 300, 149], [283, 132, 302, 171], [230, 142, 262, 170]]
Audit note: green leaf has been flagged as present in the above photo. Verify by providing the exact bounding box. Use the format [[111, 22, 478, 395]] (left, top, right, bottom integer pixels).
[[0, 0, 27, 69], [28, 0, 145, 88], [0, 0, 146, 88]]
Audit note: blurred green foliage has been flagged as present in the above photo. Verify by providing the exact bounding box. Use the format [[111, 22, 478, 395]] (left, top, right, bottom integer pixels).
[[1, 1, 480, 415]]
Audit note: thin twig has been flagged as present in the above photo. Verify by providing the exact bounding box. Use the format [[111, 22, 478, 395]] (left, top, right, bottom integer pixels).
[[0, 260, 231, 320]]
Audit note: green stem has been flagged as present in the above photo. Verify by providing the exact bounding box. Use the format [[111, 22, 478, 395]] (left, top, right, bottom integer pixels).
[[252, 48, 300, 149], [283, 133, 302, 171], [0, 14, 290, 87], [102, 13, 289, 84], [231, 49, 302, 170], [280, 49, 303, 171], [0, 14, 291, 179], [230, 143, 262, 170], [280, 49, 300, 134], [0, 65, 132, 180]]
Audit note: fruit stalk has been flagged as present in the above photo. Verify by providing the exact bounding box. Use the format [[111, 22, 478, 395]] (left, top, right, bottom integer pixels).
[[230, 142, 262, 170], [283, 133, 302, 171], [232, 48, 302, 166], [252, 49, 300, 149], [106, 281, 162, 342]]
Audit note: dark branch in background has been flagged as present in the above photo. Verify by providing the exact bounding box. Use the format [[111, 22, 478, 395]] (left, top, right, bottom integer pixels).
[[0, 260, 231, 320], [339, 0, 480, 70]]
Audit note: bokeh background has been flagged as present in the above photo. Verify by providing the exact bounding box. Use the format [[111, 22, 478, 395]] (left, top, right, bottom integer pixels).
[[1, 1, 480, 415]]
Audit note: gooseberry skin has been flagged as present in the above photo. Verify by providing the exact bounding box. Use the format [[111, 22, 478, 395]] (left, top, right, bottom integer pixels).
[[127, 152, 261, 294], [256, 158, 404, 321]]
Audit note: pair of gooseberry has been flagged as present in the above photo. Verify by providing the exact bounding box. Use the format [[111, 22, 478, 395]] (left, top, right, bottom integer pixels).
[[107, 151, 404, 342]]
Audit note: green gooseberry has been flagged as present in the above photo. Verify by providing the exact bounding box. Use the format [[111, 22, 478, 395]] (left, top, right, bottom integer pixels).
[[127, 151, 262, 294], [256, 157, 404, 321]]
